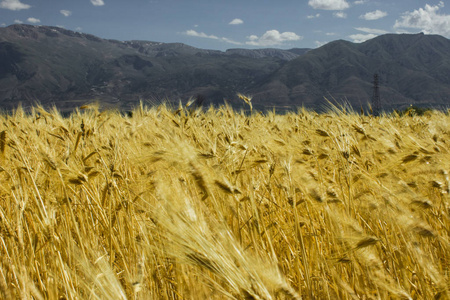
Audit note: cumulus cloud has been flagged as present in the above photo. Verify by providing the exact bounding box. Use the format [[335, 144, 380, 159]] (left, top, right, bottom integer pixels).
[[90, 0, 105, 6], [229, 18, 243, 25], [246, 30, 302, 46], [14, 19, 23, 24], [348, 33, 377, 43], [354, 0, 367, 4], [315, 41, 327, 47], [60, 10, 72, 17], [333, 11, 347, 18], [185, 30, 243, 45], [27, 17, 40, 23], [308, 0, 349, 10], [307, 13, 321, 19], [360, 10, 387, 20], [222, 37, 242, 45], [394, 1, 450, 37], [355, 27, 388, 34], [185, 30, 218, 40], [0, 0, 30, 10], [348, 27, 388, 42]]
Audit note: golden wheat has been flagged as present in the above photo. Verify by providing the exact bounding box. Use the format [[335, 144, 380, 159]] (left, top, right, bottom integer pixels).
[[0, 103, 448, 299]]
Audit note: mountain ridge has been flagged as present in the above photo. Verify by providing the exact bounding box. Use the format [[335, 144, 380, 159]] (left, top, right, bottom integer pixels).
[[252, 32, 450, 110], [1, 24, 450, 111]]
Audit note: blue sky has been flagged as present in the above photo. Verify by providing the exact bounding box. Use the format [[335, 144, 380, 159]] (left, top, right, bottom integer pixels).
[[1, 0, 450, 50]]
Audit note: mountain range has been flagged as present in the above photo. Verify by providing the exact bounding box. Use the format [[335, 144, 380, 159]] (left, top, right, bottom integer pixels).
[[1, 24, 450, 112]]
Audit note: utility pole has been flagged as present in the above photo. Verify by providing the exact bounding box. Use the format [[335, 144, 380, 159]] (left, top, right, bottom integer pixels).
[[372, 73, 381, 116]]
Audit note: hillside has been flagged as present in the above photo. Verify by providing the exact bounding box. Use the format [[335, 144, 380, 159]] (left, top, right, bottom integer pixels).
[[253, 33, 450, 110], [1, 24, 450, 111], [0, 24, 303, 111]]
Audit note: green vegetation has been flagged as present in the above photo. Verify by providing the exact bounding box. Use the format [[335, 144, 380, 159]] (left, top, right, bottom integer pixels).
[[393, 105, 434, 116], [0, 103, 449, 299]]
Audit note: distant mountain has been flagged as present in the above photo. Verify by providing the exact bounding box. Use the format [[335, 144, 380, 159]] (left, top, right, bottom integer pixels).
[[1, 24, 450, 111], [225, 48, 307, 60], [251, 32, 450, 110], [0, 24, 304, 111]]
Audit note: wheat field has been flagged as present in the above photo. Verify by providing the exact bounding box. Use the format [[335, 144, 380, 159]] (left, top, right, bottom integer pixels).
[[0, 102, 449, 299]]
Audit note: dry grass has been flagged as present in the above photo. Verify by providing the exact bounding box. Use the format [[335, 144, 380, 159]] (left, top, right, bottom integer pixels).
[[0, 102, 449, 299]]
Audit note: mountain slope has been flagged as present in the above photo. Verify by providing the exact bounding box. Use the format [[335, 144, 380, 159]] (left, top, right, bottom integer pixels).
[[0, 24, 296, 110], [1, 25, 450, 111], [252, 33, 450, 110], [225, 48, 307, 60]]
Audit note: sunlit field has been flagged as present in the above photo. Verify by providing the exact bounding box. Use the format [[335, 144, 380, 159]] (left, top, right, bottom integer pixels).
[[0, 102, 449, 299]]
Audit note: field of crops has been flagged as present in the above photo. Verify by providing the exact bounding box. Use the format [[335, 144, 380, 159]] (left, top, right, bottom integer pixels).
[[0, 102, 449, 299]]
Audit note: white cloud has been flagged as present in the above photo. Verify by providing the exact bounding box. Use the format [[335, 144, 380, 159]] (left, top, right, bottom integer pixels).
[[360, 10, 387, 20], [1, 23, 6, 26], [348, 33, 377, 43], [326, 32, 336, 36], [394, 29, 414, 34], [229, 18, 243, 25], [333, 11, 347, 18], [222, 37, 242, 45], [184, 29, 242, 45], [394, 1, 450, 37], [0, 0, 30, 10], [185, 30, 218, 40], [307, 13, 321, 19], [90, 0, 105, 6], [315, 41, 327, 47], [14, 19, 23, 24], [308, 0, 349, 10], [27, 17, 40, 23], [60, 10, 72, 17], [246, 30, 302, 47], [348, 27, 388, 42], [75, 27, 83, 32], [355, 27, 388, 34], [354, 0, 367, 4]]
